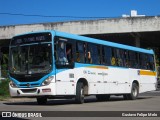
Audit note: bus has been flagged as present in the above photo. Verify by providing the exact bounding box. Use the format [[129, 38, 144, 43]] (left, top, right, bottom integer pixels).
[[9, 30, 157, 104]]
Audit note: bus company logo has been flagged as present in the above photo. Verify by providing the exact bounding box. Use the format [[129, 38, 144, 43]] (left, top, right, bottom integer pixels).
[[27, 83, 31, 87], [2, 112, 11, 117]]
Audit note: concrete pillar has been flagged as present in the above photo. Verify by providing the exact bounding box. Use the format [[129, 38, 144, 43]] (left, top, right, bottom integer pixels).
[[130, 33, 141, 47]]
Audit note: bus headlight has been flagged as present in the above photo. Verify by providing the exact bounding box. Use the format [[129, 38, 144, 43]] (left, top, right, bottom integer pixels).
[[9, 81, 18, 88], [42, 76, 54, 86]]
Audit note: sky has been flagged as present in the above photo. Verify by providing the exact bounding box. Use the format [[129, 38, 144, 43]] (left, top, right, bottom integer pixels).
[[0, 0, 160, 26]]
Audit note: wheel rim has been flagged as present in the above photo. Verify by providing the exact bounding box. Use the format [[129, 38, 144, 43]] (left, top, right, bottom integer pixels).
[[133, 87, 138, 97], [81, 88, 84, 100]]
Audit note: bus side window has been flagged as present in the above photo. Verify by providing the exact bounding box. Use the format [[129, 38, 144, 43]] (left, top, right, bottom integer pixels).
[[146, 55, 149, 70], [87, 43, 100, 64], [103, 46, 112, 66], [76, 42, 85, 63], [140, 53, 147, 69], [102, 47, 105, 64], [107, 47, 112, 66], [148, 55, 155, 70], [66, 43, 73, 63], [119, 49, 123, 67], [120, 49, 124, 67], [139, 53, 143, 69], [135, 52, 140, 69], [144, 54, 148, 69], [111, 47, 116, 66], [87, 43, 92, 64], [116, 49, 123, 67], [97, 45, 101, 64], [129, 51, 136, 68], [124, 50, 129, 67]]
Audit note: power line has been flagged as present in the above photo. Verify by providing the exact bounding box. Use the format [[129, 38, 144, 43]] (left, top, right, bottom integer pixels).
[[0, 12, 112, 19]]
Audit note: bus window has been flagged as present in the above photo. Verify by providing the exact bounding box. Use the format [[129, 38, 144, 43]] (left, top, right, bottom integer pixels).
[[57, 41, 68, 65], [140, 53, 147, 69], [103, 47, 112, 66], [66, 43, 73, 63], [135, 52, 140, 69], [97, 45, 101, 64], [128, 51, 136, 68], [148, 55, 155, 70], [111, 47, 116, 66], [87, 43, 100, 64], [124, 50, 129, 67], [76, 42, 85, 63], [101, 47, 105, 65], [116, 49, 123, 67], [119, 49, 125, 67], [54, 37, 75, 68]]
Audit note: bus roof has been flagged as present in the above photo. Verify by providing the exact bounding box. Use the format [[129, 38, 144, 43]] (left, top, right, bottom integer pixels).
[[54, 30, 154, 54], [13, 30, 154, 54]]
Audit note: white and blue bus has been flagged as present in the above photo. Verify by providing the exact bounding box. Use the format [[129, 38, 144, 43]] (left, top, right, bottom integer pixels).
[[9, 30, 157, 104]]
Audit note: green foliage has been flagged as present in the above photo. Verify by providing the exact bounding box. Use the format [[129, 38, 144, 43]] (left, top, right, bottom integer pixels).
[[2, 54, 8, 65], [1, 53, 9, 78], [0, 79, 10, 100]]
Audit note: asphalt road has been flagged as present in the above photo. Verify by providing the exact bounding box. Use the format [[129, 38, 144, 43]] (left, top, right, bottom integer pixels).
[[0, 91, 160, 119]]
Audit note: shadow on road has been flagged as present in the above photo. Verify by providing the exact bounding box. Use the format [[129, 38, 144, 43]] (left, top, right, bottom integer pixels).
[[3, 95, 153, 106]]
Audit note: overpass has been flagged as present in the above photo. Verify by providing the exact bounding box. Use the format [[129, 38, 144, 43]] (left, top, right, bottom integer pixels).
[[0, 16, 160, 65], [1, 16, 160, 46]]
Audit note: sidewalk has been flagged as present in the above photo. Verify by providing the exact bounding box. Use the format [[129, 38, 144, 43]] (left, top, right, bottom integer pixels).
[[4, 97, 35, 102]]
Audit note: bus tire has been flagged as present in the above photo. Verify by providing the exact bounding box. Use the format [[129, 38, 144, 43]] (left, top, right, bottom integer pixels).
[[37, 97, 47, 105], [75, 82, 85, 104], [128, 83, 139, 100]]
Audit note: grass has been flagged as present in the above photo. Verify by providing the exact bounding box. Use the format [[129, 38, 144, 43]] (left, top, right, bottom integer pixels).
[[0, 79, 10, 101]]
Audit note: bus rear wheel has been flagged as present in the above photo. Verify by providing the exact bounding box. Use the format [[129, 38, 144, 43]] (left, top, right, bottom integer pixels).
[[37, 97, 47, 105], [124, 83, 139, 100], [75, 82, 85, 104]]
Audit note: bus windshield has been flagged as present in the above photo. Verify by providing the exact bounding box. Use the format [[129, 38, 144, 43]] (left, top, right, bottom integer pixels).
[[10, 43, 52, 74]]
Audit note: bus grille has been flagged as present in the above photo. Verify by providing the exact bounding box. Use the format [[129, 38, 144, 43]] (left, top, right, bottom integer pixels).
[[21, 88, 37, 93]]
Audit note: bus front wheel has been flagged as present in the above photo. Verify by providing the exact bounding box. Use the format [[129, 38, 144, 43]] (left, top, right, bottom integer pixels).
[[75, 82, 85, 104], [37, 97, 47, 105]]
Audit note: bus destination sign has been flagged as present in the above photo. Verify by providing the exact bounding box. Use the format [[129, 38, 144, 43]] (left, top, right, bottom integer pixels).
[[11, 33, 51, 45]]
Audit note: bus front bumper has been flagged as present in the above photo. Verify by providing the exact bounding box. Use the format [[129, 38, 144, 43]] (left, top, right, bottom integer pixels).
[[9, 83, 56, 97]]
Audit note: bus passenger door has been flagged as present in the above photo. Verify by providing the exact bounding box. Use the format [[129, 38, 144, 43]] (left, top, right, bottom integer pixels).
[[54, 37, 75, 95]]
